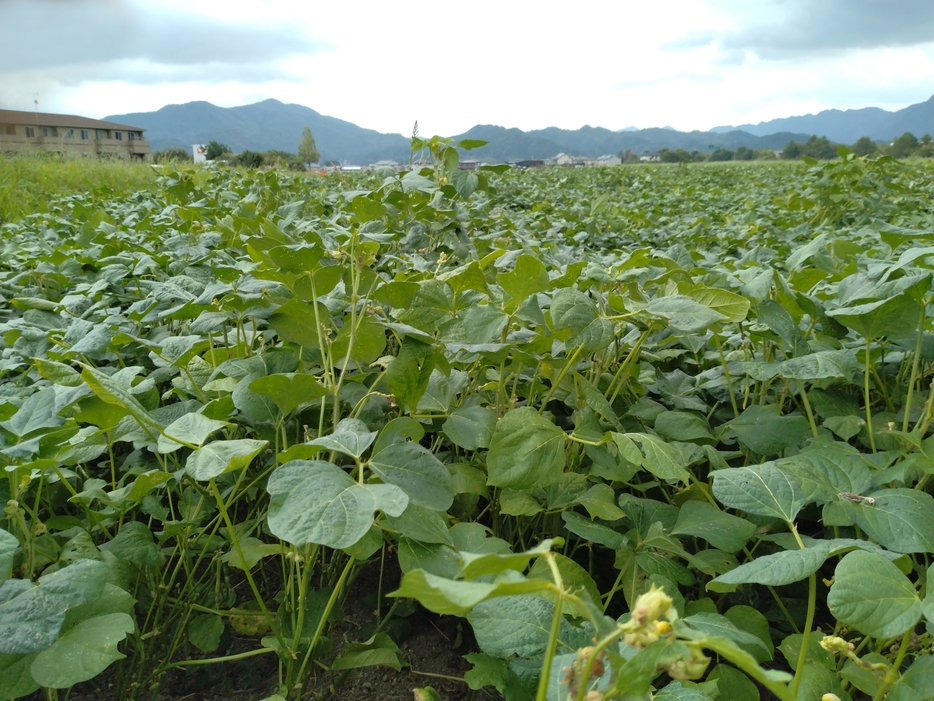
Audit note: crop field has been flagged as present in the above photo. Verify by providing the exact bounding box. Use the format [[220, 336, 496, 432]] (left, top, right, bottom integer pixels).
[[3, 145, 934, 701]]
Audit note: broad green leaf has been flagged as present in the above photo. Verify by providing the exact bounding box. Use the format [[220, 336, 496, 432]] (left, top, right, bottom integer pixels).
[[756, 299, 807, 356], [682, 612, 771, 660], [775, 444, 871, 504], [724, 605, 774, 662], [81, 366, 162, 435], [443, 404, 496, 450], [468, 595, 589, 659], [232, 373, 281, 424], [221, 537, 280, 570], [560, 511, 628, 550], [778, 349, 859, 380], [309, 418, 377, 458], [388, 569, 549, 616], [186, 439, 268, 481], [712, 464, 805, 522], [828, 290, 925, 340], [99, 522, 160, 568], [369, 442, 453, 510], [487, 408, 567, 489], [0, 653, 39, 700], [708, 546, 830, 591], [267, 460, 407, 549], [654, 681, 715, 701], [0, 388, 64, 438], [611, 432, 690, 483], [157, 412, 229, 453], [268, 298, 323, 348], [670, 501, 755, 553], [654, 410, 714, 444], [727, 405, 810, 456], [30, 613, 134, 688], [383, 504, 453, 546], [575, 484, 626, 521], [331, 633, 406, 671], [853, 489, 934, 554], [689, 287, 750, 323], [644, 295, 726, 333], [386, 337, 436, 413], [188, 614, 223, 654], [828, 550, 922, 639], [889, 655, 934, 701], [497, 255, 550, 312], [460, 540, 559, 580], [330, 316, 387, 367], [249, 373, 327, 416], [0, 530, 18, 582]]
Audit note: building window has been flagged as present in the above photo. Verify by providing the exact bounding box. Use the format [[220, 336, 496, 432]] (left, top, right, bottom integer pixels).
[[80, 129, 89, 140], [95, 129, 104, 139], [65, 129, 74, 139], [2, 125, 14, 135], [128, 132, 135, 141], [25, 127, 35, 138], [114, 131, 122, 141], [41, 127, 58, 137]]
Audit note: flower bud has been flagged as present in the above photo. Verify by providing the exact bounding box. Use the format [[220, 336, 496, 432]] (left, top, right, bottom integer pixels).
[[819, 636, 852, 655], [631, 585, 673, 625]]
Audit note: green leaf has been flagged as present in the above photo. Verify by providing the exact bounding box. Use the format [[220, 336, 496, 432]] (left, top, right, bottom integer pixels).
[[386, 337, 436, 413], [268, 298, 323, 348], [309, 418, 377, 458], [0, 653, 39, 700], [232, 373, 282, 424], [828, 291, 924, 340], [413, 687, 443, 701], [727, 405, 811, 456], [574, 484, 626, 521], [889, 655, 934, 701], [670, 501, 755, 553], [778, 349, 859, 380], [775, 444, 871, 504], [443, 404, 496, 450], [611, 432, 691, 483], [267, 460, 408, 549], [828, 550, 922, 639], [221, 537, 281, 571], [330, 316, 387, 367], [30, 613, 134, 688], [683, 612, 771, 660], [0, 529, 19, 582], [186, 439, 268, 481], [451, 170, 479, 199], [331, 633, 406, 671], [369, 442, 453, 510], [188, 614, 224, 653], [249, 373, 327, 416], [383, 504, 453, 546], [689, 287, 750, 324], [654, 681, 715, 701], [487, 408, 567, 489], [654, 411, 714, 444], [644, 295, 726, 333], [388, 569, 550, 616], [853, 489, 934, 554], [157, 412, 229, 453], [468, 595, 587, 659], [712, 464, 805, 522], [81, 366, 162, 436], [756, 299, 808, 356], [497, 255, 550, 312], [560, 511, 628, 549], [99, 522, 160, 568], [0, 388, 64, 438]]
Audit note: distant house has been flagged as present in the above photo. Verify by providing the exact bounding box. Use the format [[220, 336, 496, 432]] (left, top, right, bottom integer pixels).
[[369, 159, 401, 170], [459, 160, 479, 171], [516, 159, 544, 168], [595, 154, 622, 166], [554, 153, 574, 166], [639, 151, 661, 163], [0, 109, 150, 159]]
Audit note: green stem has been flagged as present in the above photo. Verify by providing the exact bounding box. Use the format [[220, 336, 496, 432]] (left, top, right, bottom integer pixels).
[[789, 523, 817, 700], [865, 337, 877, 453], [167, 646, 278, 668], [797, 380, 819, 438], [904, 307, 926, 432], [535, 556, 566, 701], [703, 638, 795, 701], [715, 333, 740, 418], [873, 628, 913, 701], [539, 345, 584, 414]]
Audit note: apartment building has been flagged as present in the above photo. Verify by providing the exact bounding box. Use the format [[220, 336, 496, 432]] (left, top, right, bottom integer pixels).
[[0, 109, 150, 159]]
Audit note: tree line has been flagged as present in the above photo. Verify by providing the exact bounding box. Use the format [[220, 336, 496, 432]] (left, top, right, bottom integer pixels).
[[150, 127, 322, 169], [617, 132, 934, 164]]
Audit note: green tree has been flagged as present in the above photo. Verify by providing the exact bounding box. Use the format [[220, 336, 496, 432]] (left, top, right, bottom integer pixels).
[[802, 135, 836, 159], [204, 140, 231, 161], [851, 136, 877, 157], [890, 132, 919, 158], [151, 147, 192, 163], [734, 146, 754, 161], [298, 127, 320, 166], [782, 141, 802, 159], [231, 150, 264, 168], [710, 148, 734, 162]]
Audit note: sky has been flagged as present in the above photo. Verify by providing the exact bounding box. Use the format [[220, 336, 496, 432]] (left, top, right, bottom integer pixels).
[[2, 0, 934, 136]]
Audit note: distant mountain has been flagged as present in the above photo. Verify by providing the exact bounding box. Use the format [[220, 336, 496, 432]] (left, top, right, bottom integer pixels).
[[617, 126, 639, 132], [105, 99, 817, 164], [105, 99, 410, 164], [713, 94, 934, 143]]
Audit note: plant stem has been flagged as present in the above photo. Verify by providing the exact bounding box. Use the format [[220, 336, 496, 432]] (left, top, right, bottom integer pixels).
[[789, 522, 817, 700], [864, 337, 877, 453], [873, 628, 913, 701], [535, 556, 566, 701]]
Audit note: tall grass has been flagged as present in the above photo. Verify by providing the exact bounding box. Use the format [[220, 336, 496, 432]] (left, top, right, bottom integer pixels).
[[0, 153, 157, 224]]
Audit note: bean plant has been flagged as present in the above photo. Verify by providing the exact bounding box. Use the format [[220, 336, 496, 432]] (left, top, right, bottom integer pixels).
[[1, 147, 934, 701]]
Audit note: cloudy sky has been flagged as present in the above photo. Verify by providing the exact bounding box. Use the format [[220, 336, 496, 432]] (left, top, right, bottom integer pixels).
[[2, 0, 934, 136]]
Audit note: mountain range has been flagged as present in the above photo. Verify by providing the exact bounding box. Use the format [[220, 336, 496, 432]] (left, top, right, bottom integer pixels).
[[105, 94, 934, 164], [712, 94, 934, 144]]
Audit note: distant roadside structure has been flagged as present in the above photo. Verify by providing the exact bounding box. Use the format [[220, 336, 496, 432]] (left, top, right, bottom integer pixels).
[[639, 151, 661, 162], [0, 109, 150, 159], [595, 154, 622, 166], [193, 144, 207, 164]]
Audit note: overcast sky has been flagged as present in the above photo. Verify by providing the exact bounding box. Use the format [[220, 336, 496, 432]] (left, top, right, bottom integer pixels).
[[2, 0, 934, 136]]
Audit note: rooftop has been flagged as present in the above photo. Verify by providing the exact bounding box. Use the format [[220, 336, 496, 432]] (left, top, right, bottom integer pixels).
[[0, 109, 147, 132]]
